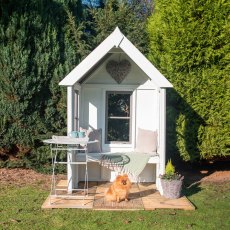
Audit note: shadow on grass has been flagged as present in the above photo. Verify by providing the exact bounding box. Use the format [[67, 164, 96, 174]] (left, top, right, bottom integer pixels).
[[182, 182, 202, 197]]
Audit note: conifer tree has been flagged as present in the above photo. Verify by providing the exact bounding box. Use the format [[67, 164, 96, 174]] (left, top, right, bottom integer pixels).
[[88, 0, 152, 54], [147, 0, 230, 161], [0, 0, 87, 163]]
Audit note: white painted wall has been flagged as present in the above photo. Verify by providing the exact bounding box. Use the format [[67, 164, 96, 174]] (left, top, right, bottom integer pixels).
[[80, 87, 103, 130], [135, 89, 158, 132], [139, 164, 156, 182], [100, 164, 156, 183], [78, 163, 101, 181], [86, 53, 149, 85], [74, 55, 162, 183]]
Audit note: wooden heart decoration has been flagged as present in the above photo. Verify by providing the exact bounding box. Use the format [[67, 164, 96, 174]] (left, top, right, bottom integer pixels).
[[106, 60, 131, 84]]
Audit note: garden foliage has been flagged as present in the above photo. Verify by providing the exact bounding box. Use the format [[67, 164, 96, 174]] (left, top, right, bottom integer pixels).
[[86, 0, 152, 54], [147, 0, 230, 161], [161, 159, 181, 180], [0, 0, 151, 168], [0, 0, 88, 168], [1, 0, 228, 168]]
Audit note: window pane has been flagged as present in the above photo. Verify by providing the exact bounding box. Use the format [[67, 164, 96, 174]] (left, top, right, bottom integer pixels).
[[108, 93, 130, 117], [107, 119, 130, 142]]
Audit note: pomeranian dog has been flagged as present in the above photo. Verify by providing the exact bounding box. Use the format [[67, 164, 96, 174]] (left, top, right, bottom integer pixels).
[[105, 174, 132, 203]]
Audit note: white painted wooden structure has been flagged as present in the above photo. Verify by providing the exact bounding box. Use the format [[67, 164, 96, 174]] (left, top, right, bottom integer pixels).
[[59, 27, 173, 193]]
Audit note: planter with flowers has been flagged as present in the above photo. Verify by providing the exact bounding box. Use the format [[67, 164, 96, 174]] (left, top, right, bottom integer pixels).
[[160, 159, 184, 199]]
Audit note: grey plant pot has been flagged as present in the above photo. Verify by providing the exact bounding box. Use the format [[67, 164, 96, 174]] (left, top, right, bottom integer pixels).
[[160, 177, 184, 199]]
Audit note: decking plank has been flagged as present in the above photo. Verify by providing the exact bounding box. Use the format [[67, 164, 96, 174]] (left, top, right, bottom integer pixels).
[[41, 196, 94, 209], [41, 181, 195, 210]]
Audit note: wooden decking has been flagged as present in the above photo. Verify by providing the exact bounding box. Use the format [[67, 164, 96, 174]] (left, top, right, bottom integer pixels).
[[42, 180, 195, 210]]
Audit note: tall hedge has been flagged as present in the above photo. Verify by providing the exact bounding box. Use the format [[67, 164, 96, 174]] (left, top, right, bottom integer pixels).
[[147, 0, 230, 161], [0, 0, 87, 163], [0, 0, 153, 169], [88, 0, 153, 54]]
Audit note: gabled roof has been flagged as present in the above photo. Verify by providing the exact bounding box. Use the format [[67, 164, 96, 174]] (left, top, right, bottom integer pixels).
[[59, 27, 173, 88]]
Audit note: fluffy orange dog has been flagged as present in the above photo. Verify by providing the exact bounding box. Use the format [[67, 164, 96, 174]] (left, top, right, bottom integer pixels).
[[105, 174, 132, 203]]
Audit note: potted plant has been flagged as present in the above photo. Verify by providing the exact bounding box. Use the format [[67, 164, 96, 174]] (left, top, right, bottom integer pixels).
[[160, 159, 184, 199]]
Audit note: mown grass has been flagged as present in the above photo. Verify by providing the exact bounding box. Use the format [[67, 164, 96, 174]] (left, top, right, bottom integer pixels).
[[0, 181, 230, 230]]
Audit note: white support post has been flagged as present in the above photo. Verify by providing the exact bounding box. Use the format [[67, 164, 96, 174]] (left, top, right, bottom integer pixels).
[[74, 91, 78, 131], [74, 84, 81, 131], [157, 89, 166, 195], [67, 86, 77, 193]]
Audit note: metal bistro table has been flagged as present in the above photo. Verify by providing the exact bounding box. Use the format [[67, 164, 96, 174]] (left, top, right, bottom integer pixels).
[[43, 136, 96, 204]]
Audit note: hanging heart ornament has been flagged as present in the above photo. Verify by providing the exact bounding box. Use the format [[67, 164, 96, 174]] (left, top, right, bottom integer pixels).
[[106, 60, 131, 84]]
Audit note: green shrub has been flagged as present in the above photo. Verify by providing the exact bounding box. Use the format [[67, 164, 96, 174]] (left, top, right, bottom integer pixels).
[[165, 159, 175, 176], [147, 0, 230, 161], [161, 159, 181, 180], [0, 0, 87, 164]]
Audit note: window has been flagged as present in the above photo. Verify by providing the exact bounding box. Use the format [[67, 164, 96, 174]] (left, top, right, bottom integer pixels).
[[105, 91, 132, 143]]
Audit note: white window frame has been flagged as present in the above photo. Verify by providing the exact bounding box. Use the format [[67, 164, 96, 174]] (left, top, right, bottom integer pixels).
[[79, 84, 137, 152], [105, 91, 133, 144]]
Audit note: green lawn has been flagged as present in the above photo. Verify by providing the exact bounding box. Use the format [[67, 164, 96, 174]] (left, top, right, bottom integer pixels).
[[0, 181, 230, 230]]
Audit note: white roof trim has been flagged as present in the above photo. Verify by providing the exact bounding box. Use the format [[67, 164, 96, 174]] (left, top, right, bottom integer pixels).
[[59, 27, 173, 88], [119, 37, 172, 88], [59, 27, 123, 86]]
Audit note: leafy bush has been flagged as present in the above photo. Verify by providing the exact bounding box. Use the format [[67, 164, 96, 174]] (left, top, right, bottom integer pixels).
[[0, 0, 154, 169], [88, 0, 151, 54], [147, 0, 230, 161], [0, 0, 87, 166]]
